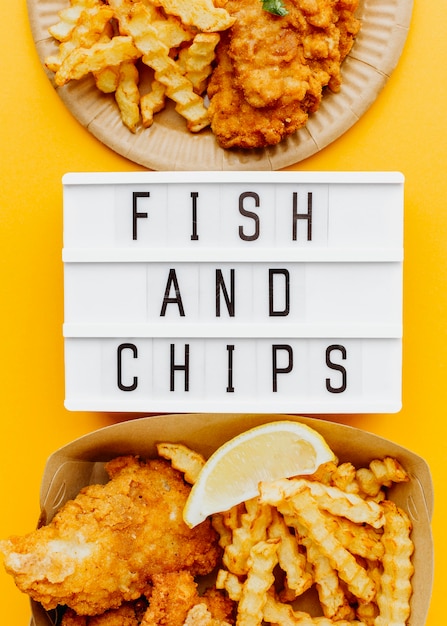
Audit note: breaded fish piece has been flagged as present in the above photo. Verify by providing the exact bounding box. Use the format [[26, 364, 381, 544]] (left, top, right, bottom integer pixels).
[[207, 0, 361, 149], [0, 457, 220, 616], [183, 602, 233, 625], [207, 37, 309, 149], [140, 570, 199, 626]]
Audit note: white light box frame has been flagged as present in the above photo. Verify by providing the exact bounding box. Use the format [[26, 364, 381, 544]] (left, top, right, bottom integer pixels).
[[63, 171, 404, 413]]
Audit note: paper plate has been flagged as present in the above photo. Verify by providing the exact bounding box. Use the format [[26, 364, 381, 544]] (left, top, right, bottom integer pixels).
[[27, 0, 413, 171]]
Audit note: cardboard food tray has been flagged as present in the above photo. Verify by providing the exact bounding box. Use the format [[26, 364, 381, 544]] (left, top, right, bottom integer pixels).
[[26, 0, 414, 171], [29, 413, 433, 626]]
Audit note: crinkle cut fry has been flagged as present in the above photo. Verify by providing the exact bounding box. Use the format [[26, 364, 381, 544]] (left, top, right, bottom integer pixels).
[[140, 80, 166, 127], [355, 560, 381, 625], [369, 457, 409, 486], [156, 442, 206, 484], [237, 539, 279, 626], [115, 59, 140, 132], [374, 500, 414, 626], [211, 513, 233, 550], [308, 457, 408, 501], [46, 5, 116, 73], [263, 590, 367, 625], [216, 571, 366, 626], [263, 478, 384, 529], [260, 482, 376, 603], [212, 502, 246, 552], [325, 515, 385, 561], [48, 0, 105, 43], [138, 1, 195, 49], [94, 65, 120, 93], [356, 457, 409, 499], [297, 529, 355, 621], [54, 36, 140, 86], [107, 0, 210, 131], [283, 513, 355, 621], [150, 0, 234, 32], [222, 498, 272, 577], [267, 507, 313, 598], [215, 568, 242, 602], [177, 33, 221, 94], [326, 462, 359, 494]]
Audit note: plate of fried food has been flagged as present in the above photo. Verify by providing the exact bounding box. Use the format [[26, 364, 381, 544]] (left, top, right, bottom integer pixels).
[[27, 0, 413, 170], [0, 414, 433, 626]]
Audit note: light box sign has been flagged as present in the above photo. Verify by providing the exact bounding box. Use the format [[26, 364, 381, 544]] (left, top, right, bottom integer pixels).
[[63, 171, 404, 413]]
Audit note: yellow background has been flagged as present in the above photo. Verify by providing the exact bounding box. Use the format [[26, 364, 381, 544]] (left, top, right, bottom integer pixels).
[[1, 0, 445, 622]]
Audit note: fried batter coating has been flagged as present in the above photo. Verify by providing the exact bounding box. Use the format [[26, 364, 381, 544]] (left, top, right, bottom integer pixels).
[[183, 603, 232, 626], [140, 570, 236, 625], [0, 457, 220, 616], [141, 570, 199, 626], [61, 598, 149, 626], [200, 587, 236, 623], [207, 38, 309, 149], [60, 576, 235, 626], [207, 0, 361, 148]]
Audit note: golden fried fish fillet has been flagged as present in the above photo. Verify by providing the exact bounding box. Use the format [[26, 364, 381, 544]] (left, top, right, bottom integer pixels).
[[0, 457, 221, 616], [207, 0, 361, 148], [207, 37, 309, 149]]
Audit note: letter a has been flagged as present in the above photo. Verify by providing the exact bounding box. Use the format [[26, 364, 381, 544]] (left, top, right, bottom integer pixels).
[[160, 269, 185, 316]]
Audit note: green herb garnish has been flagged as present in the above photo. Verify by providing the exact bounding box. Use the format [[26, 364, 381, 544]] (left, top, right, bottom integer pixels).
[[261, 0, 288, 16]]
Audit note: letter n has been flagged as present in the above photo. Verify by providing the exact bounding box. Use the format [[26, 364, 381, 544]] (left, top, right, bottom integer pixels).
[[216, 269, 235, 317]]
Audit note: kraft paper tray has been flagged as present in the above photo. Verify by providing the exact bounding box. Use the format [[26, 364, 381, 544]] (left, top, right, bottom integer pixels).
[[29, 413, 433, 626]]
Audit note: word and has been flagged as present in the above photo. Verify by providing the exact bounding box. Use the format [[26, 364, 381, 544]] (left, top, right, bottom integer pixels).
[[160, 267, 292, 318]]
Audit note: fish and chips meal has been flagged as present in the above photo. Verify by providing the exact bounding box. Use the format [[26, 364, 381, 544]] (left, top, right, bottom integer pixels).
[[0, 421, 415, 625], [44, 0, 361, 148]]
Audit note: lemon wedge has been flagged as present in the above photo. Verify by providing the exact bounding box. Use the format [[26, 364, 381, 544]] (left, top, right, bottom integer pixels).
[[183, 420, 336, 528]]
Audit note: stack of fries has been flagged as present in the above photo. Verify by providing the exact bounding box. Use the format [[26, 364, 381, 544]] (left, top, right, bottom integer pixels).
[[160, 443, 415, 626], [212, 459, 414, 626], [45, 0, 234, 132]]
